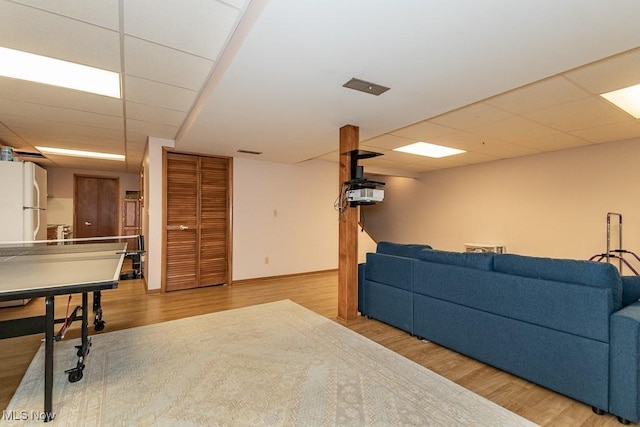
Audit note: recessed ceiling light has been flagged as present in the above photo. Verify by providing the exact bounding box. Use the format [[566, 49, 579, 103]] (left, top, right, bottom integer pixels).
[[0, 46, 121, 98], [600, 84, 640, 119], [36, 146, 125, 161], [393, 142, 466, 158]]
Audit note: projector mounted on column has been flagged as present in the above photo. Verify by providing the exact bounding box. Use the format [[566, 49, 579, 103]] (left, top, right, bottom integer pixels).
[[345, 149, 385, 207]]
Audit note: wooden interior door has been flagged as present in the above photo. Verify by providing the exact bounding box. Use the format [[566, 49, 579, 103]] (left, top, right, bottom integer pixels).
[[199, 157, 229, 287], [165, 153, 199, 291], [164, 152, 231, 291], [75, 175, 118, 238]]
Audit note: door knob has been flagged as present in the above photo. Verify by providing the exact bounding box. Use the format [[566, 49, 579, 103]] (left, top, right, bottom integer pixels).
[[84, 221, 92, 226], [179, 225, 189, 230]]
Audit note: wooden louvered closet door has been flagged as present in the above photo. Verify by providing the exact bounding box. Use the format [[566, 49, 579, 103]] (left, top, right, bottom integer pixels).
[[164, 152, 230, 291], [199, 157, 230, 287]]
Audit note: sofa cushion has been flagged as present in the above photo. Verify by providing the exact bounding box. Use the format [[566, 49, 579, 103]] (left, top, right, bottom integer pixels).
[[376, 241, 432, 259], [413, 262, 614, 342], [621, 276, 640, 307], [494, 254, 622, 308], [417, 249, 494, 271]]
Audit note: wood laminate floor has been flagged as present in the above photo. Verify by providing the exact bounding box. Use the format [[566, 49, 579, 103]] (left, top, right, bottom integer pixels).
[[0, 271, 626, 426]]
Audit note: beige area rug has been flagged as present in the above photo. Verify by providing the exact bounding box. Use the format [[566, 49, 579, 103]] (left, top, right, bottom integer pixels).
[[6, 300, 537, 426]]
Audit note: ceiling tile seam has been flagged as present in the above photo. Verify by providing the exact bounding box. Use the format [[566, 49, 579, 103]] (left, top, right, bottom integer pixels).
[[118, 0, 131, 171], [123, 73, 203, 94], [216, 0, 245, 12], [521, 111, 634, 135], [5, 0, 119, 33], [125, 99, 191, 116], [1, 111, 126, 133], [122, 33, 219, 63], [0, 97, 125, 120]]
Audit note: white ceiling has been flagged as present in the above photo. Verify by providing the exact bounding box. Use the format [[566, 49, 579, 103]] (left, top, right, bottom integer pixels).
[[1, 0, 640, 175]]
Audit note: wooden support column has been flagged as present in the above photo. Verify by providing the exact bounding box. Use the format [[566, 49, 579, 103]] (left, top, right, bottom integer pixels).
[[337, 124, 359, 322]]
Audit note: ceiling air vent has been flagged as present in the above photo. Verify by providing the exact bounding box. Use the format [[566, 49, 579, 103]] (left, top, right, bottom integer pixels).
[[342, 77, 390, 96], [13, 150, 47, 159], [237, 149, 262, 155]]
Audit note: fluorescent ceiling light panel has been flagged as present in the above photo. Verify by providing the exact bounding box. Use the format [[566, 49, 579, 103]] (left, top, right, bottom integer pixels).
[[36, 146, 125, 161], [0, 46, 121, 98], [600, 84, 640, 119], [393, 142, 466, 158]]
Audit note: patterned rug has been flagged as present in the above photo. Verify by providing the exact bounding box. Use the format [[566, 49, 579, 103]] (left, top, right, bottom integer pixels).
[[6, 300, 537, 426]]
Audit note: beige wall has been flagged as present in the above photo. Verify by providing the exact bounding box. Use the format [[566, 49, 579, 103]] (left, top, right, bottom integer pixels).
[[143, 149, 340, 288], [233, 157, 339, 280], [364, 138, 640, 262], [143, 137, 174, 290]]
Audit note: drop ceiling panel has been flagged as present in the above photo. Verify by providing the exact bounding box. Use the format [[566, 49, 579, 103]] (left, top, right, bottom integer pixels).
[[524, 97, 632, 132], [126, 131, 149, 145], [564, 47, 640, 93], [405, 156, 466, 172], [9, 0, 120, 30], [429, 130, 501, 149], [569, 120, 640, 144], [361, 134, 413, 150], [469, 116, 558, 143], [388, 121, 457, 141], [519, 132, 591, 151], [0, 134, 26, 147], [430, 131, 540, 158], [0, 78, 123, 116], [430, 103, 512, 130], [0, 99, 123, 131], [123, 0, 242, 60], [486, 76, 591, 114], [8, 120, 124, 144], [474, 143, 540, 158], [454, 151, 501, 165], [44, 156, 126, 172], [126, 102, 186, 127], [0, 1, 120, 71], [126, 118, 177, 139], [313, 150, 339, 163], [124, 36, 213, 90], [124, 76, 197, 112]]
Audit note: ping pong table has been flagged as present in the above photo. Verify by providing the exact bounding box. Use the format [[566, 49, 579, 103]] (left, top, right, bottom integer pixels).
[[0, 242, 126, 422]]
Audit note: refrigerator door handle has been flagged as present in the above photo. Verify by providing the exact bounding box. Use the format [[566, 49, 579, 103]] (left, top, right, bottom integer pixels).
[[32, 171, 41, 240]]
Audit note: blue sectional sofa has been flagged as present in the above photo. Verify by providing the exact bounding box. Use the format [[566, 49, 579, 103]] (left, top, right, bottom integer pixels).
[[358, 241, 640, 424]]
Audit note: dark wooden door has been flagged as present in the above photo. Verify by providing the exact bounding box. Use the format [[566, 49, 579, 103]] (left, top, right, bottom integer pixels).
[[164, 152, 230, 291], [74, 176, 118, 238]]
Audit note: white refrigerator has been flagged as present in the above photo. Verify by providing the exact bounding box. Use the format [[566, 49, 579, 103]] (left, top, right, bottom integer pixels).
[[0, 161, 48, 242], [0, 161, 47, 307]]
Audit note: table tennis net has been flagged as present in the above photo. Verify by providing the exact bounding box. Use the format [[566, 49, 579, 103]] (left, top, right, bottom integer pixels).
[[0, 235, 140, 258]]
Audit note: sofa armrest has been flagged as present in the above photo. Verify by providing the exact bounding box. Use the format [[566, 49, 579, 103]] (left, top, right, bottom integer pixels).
[[365, 252, 415, 291], [610, 302, 640, 423]]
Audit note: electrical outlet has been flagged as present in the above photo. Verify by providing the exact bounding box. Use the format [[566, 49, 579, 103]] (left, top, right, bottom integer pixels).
[[273, 209, 278, 217], [264, 256, 269, 264]]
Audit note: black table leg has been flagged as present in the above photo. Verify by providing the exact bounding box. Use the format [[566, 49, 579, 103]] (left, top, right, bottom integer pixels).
[[65, 293, 90, 383], [44, 296, 54, 422], [81, 292, 88, 348]]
